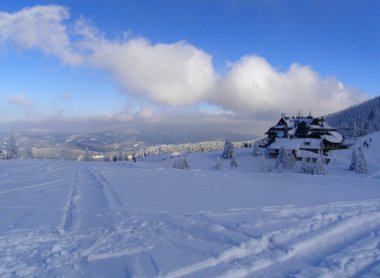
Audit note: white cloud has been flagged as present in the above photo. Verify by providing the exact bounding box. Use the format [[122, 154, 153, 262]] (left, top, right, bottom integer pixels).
[[84, 36, 217, 105], [0, 5, 82, 64], [0, 5, 368, 123], [6, 94, 35, 108], [79, 28, 365, 115], [212, 55, 366, 116]]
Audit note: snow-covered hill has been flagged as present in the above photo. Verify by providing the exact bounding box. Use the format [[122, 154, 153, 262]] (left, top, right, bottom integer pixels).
[[326, 95, 380, 136], [0, 132, 380, 277]]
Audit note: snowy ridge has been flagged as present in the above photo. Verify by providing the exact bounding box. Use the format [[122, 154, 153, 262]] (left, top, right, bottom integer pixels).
[[326, 95, 380, 136]]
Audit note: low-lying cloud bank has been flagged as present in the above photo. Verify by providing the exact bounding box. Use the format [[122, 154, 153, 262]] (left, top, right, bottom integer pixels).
[[1, 110, 265, 144], [0, 5, 367, 126]]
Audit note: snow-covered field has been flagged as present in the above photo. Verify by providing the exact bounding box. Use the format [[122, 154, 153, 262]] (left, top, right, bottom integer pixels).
[[1, 133, 380, 277]]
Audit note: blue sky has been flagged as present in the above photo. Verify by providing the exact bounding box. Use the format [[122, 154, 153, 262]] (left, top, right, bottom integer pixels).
[[0, 1, 379, 135]]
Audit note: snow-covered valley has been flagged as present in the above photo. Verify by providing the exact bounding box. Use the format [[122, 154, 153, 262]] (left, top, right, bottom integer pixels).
[[1, 133, 380, 277]]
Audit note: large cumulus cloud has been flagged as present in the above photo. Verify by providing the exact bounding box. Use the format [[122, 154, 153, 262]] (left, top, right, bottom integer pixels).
[[214, 56, 363, 115], [0, 5, 367, 119], [85, 36, 217, 105]]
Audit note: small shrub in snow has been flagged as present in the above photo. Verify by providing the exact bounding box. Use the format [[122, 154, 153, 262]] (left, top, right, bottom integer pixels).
[[173, 156, 190, 170], [230, 154, 238, 168], [222, 140, 234, 159], [215, 157, 223, 170], [276, 147, 295, 170]]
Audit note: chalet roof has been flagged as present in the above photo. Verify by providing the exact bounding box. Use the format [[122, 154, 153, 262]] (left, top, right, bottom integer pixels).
[[266, 115, 339, 136], [322, 131, 343, 143], [274, 115, 332, 125]]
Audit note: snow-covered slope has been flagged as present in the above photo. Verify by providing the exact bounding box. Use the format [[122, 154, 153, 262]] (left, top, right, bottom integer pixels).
[[0, 132, 380, 277], [326, 95, 380, 136]]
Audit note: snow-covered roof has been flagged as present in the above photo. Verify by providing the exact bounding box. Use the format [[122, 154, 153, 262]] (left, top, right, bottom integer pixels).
[[322, 131, 344, 144], [270, 116, 337, 132], [282, 117, 314, 129]]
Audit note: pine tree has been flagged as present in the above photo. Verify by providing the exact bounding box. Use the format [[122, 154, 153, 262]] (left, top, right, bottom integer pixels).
[[6, 132, 19, 159], [83, 147, 92, 161], [349, 149, 358, 171], [117, 151, 123, 161], [222, 140, 234, 159], [215, 157, 223, 170], [300, 158, 314, 174], [276, 147, 285, 169], [230, 154, 238, 168], [349, 148, 368, 173], [356, 147, 368, 173], [313, 150, 326, 175], [276, 147, 295, 170], [23, 145, 34, 159], [253, 141, 261, 156], [173, 156, 190, 169]]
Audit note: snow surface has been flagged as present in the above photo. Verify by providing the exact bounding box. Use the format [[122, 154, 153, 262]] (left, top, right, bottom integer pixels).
[[1, 132, 380, 277]]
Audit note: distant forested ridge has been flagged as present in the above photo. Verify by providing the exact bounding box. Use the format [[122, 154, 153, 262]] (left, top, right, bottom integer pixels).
[[325, 95, 380, 137]]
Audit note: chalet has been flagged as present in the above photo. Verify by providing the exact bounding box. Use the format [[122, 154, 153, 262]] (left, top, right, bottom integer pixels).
[[265, 115, 346, 158]]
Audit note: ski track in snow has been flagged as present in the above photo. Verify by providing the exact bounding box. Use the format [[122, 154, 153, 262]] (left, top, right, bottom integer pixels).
[[0, 146, 380, 278], [162, 201, 380, 278], [60, 172, 80, 232]]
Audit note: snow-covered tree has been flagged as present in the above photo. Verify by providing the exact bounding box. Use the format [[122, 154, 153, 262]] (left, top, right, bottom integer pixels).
[[276, 147, 295, 170], [253, 141, 261, 156], [300, 151, 326, 175], [300, 159, 314, 174], [313, 151, 327, 175], [83, 147, 92, 161], [356, 147, 368, 173], [215, 157, 223, 170], [23, 145, 34, 159], [6, 133, 19, 159], [349, 149, 358, 171], [222, 140, 234, 159], [230, 154, 238, 168], [173, 156, 190, 170], [349, 147, 367, 173], [117, 151, 123, 161]]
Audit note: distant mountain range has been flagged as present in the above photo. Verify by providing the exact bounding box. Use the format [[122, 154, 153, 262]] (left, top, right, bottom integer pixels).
[[326, 95, 380, 137], [2, 95, 380, 160], [0, 128, 254, 160]]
